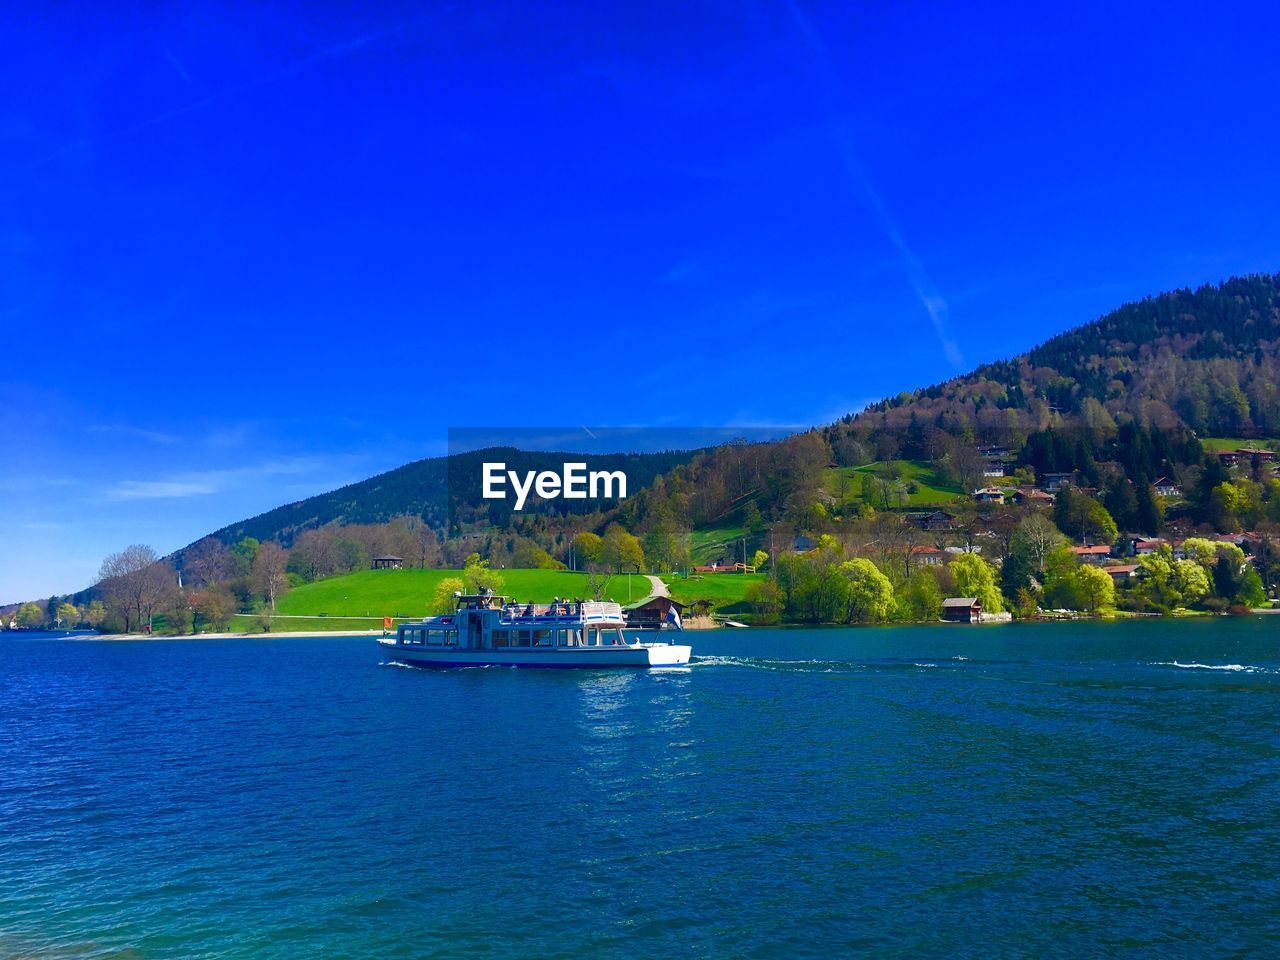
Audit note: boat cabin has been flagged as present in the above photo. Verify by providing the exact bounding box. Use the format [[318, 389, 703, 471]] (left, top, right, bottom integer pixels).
[[395, 592, 633, 651]]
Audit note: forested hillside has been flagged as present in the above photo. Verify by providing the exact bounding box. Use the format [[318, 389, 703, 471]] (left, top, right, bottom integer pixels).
[[850, 273, 1280, 440], [193, 273, 1280, 571], [20, 274, 1280, 631]]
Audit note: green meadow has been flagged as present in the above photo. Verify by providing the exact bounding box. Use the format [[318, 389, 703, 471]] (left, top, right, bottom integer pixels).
[[824, 460, 963, 508], [663, 571, 765, 613], [229, 568, 651, 632], [688, 516, 752, 565], [1199, 436, 1279, 452]]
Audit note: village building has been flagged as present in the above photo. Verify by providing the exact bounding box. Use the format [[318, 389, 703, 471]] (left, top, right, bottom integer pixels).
[[909, 545, 944, 567], [1215, 448, 1276, 469], [1103, 563, 1141, 583], [1012, 487, 1055, 507], [972, 487, 1006, 504], [623, 596, 687, 631], [941, 597, 982, 623], [1070, 544, 1112, 564], [1152, 476, 1181, 497], [371, 555, 404, 570], [906, 510, 956, 531], [1040, 471, 1080, 492]]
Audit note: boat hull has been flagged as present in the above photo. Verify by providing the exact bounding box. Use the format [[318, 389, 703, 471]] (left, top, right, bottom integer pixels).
[[379, 640, 691, 669]]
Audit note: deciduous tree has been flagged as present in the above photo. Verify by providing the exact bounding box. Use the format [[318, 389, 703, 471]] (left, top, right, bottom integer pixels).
[[838, 558, 894, 622], [98, 544, 175, 633], [16, 602, 44, 628], [252, 542, 290, 611], [1071, 565, 1115, 613], [949, 553, 1004, 613], [573, 532, 603, 570], [1010, 513, 1065, 578], [194, 588, 237, 631], [429, 577, 466, 615], [601, 525, 644, 574], [1138, 546, 1210, 610]]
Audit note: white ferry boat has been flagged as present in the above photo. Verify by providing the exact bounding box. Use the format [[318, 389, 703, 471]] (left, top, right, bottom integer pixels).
[[379, 592, 692, 669]]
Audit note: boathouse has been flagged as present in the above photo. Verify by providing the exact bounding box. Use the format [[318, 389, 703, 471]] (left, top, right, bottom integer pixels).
[[623, 596, 687, 630], [941, 597, 982, 622]]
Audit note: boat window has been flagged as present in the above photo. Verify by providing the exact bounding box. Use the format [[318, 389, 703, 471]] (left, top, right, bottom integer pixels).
[[402, 628, 423, 646], [425, 630, 442, 646], [444, 630, 458, 646], [533, 629, 552, 647], [514, 630, 532, 648], [492, 629, 510, 648]]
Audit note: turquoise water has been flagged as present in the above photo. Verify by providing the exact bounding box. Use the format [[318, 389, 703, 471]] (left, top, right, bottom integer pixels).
[[2, 619, 1278, 958]]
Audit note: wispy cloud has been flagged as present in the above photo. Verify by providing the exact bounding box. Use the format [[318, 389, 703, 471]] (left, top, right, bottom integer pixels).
[[21, 520, 68, 531], [97, 455, 368, 503], [88, 423, 182, 445], [725, 394, 878, 431], [660, 261, 703, 285], [105, 480, 218, 501], [785, 0, 966, 371]]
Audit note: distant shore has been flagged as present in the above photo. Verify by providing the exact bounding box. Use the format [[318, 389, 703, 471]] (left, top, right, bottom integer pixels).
[[78, 629, 390, 642], [54, 609, 1280, 642]]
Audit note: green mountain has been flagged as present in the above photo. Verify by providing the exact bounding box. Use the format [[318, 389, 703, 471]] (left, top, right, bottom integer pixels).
[[188, 273, 1280, 563], [199, 446, 700, 548], [851, 272, 1280, 438]]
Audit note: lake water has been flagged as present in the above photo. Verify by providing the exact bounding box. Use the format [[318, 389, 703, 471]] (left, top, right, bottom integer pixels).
[[2, 619, 1278, 958]]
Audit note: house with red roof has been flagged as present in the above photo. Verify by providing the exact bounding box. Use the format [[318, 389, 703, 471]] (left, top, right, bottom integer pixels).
[[1070, 545, 1112, 565]]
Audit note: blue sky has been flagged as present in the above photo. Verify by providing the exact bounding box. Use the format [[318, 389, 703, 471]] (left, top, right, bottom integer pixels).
[[4, 1, 1280, 600]]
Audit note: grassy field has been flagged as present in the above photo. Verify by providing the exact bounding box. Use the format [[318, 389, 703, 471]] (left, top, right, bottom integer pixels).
[[688, 515, 753, 565], [1200, 437, 1279, 452], [825, 460, 963, 508], [663, 572, 766, 614], [228, 568, 651, 633]]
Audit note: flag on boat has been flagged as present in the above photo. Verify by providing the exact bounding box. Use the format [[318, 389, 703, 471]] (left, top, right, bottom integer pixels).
[[666, 605, 683, 631]]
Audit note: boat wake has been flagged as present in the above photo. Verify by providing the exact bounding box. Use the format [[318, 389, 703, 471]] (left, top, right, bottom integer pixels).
[[689, 655, 847, 672], [689, 655, 961, 674], [1151, 661, 1277, 674]]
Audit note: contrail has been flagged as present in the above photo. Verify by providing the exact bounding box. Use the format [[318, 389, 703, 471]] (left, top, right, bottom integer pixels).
[[163, 44, 191, 83], [785, 0, 966, 370], [25, 8, 454, 171]]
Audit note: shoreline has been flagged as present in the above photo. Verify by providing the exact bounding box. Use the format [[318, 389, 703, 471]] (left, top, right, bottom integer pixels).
[[76, 629, 390, 642], [39, 607, 1278, 642]]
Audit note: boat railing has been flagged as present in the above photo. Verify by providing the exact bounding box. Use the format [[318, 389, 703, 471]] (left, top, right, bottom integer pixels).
[[495, 600, 625, 624]]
